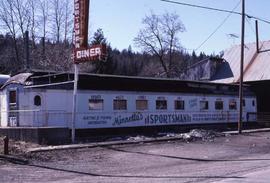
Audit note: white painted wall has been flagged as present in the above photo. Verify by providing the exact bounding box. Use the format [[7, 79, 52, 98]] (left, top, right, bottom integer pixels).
[[0, 85, 258, 129], [0, 92, 8, 126], [43, 90, 70, 127], [74, 90, 257, 129], [18, 89, 33, 126], [19, 89, 71, 127]]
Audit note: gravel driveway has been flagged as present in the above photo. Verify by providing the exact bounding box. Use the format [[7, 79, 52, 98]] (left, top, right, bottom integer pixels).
[[1, 131, 270, 182]]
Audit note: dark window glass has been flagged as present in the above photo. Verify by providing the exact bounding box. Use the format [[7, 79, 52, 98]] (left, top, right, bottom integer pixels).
[[215, 101, 223, 110], [175, 100, 185, 110], [252, 100, 256, 107], [200, 101, 209, 110], [113, 100, 127, 110], [34, 95, 41, 106], [229, 100, 237, 110], [9, 91, 17, 104], [156, 100, 167, 110]]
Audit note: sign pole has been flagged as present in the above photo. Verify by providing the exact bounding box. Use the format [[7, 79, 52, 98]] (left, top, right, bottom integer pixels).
[[71, 0, 105, 143], [71, 64, 79, 143]]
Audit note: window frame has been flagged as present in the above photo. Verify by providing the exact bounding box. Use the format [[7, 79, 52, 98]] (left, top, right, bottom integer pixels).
[[136, 99, 148, 111], [89, 99, 104, 111], [200, 100, 209, 110], [113, 99, 127, 110]]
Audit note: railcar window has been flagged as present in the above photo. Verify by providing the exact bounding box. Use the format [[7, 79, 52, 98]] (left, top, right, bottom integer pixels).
[[9, 90, 17, 104], [242, 99, 246, 107], [229, 100, 237, 110], [215, 101, 223, 110], [136, 100, 148, 110], [89, 99, 104, 110], [175, 100, 185, 110], [34, 95, 41, 106], [252, 100, 256, 107], [200, 101, 209, 110], [113, 99, 127, 110], [156, 100, 167, 110]]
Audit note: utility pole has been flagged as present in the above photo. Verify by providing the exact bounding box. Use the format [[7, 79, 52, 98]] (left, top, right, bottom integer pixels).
[[238, 0, 245, 134], [42, 37, 46, 59], [24, 31, 30, 71], [71, 63, 78, 143], [255, 20, 259, 53]]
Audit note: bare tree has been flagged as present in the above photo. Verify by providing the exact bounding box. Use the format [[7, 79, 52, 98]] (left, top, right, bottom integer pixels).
[[51, 0, 65, 43], [29, 0, 37, 46], [134, 12, 185, 77], [38, 0, 49, 39], [0, 0, 20, 63], [63, 0, 73, 43], [0, 0, 75, 73], [13, 0, 31, 38]]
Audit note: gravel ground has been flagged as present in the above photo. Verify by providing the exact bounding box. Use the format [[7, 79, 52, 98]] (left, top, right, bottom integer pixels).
[[0, 136, 42, 155], [1, 131, 270, 182]]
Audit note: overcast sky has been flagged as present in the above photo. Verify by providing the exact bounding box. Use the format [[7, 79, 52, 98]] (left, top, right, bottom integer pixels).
[[90, 0, 270, 54]]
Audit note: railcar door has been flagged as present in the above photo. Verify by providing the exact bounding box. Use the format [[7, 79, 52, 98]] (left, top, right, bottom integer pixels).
[[33, 94, 44, 126], [8, 89, 19, 127]]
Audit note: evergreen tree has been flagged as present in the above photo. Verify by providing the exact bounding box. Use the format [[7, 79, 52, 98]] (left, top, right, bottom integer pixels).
[[90, 28, 107, 45], [85, 28, 114, 74]]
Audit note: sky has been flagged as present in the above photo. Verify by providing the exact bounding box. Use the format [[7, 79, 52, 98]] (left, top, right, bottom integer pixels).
[[90, 0, 270, 55]]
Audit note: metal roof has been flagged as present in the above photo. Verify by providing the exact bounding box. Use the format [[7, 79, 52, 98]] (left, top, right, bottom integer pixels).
[[0, 70, 255, 96], [212, 40, 270, 83], [1, 73, 32, 89], [0, 74, 10, 86], [19, 71, 253, 96]]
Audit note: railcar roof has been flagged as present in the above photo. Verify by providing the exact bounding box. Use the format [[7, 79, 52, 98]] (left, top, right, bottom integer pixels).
[[0, 74, 10, 87], [3, 70, 254, 96]]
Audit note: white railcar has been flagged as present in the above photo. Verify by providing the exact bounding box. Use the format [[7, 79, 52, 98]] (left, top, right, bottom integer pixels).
[[0, 71, 257, 129]]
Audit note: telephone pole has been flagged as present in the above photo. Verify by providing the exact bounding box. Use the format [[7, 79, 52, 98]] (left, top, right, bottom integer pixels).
[[24, 31, 30, 71], [238, 0, 245, 134]]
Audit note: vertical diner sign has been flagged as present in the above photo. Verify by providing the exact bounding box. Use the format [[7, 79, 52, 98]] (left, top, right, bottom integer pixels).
[[73, 0, 106, 63], [72, 0, 106, 143]]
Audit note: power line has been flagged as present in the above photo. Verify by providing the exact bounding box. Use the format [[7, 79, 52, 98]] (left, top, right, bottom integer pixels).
[[195, 0, 241, 51], [161, 0, 270, 24]]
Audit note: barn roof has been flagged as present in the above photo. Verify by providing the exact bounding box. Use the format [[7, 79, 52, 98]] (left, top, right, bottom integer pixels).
[[212, 40, 270, 83]]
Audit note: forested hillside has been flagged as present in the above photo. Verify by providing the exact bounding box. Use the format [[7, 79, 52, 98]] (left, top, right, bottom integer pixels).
[[0, 0, 211, 78]]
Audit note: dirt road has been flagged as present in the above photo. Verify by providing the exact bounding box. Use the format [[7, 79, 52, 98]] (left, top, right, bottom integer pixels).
[[1, 131, 270, 182]]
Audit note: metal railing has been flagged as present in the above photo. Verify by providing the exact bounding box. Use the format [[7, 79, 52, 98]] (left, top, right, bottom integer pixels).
[[247, 112, 270, 124]]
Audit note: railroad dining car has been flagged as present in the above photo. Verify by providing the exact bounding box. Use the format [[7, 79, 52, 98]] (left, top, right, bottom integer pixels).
[[0, 71, 257, 129]]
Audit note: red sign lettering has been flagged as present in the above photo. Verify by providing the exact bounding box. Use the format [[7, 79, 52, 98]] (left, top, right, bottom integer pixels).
[[73, 0, 105, 63]]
